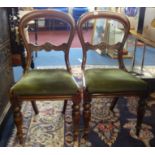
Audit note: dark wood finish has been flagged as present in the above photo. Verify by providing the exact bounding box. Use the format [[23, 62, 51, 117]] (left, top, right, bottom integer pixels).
[[29, 42, 67, 52], [10, 10, 81, 146], [77, 11, 148, 140], [110, 97, 119, 111], [77, 11, 130, 71], [62, 100, 68, 114], [31, 101, 39, 115], [83, 91, 91, 140], [72, 93, 81, 146], [19, 10, 75, 73], [136, 96, 146, 136], [10, 96, 24, 145], [7, 8, 38, 115]]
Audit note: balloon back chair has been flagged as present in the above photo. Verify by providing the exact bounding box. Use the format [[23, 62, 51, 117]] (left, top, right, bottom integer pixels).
[[77, 11, 148, 141], [10, 10, 81, 146]]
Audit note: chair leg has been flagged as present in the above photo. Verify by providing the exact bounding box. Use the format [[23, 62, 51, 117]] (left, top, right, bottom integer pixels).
[[62, 100, 67, 114], [83, 92, 91, 141], [72, 93, 81, 146], [11, 97, 24, 145], [31, 100, 39, 115], [136, 96, 146, 136], [110, 97, 119, 111]]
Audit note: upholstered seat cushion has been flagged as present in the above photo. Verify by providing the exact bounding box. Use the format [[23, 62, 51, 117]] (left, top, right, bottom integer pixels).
[[11, 69, 79, 96], [84, 68, 148, 93]]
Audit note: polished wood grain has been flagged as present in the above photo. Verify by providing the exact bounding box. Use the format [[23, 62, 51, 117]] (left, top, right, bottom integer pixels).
[[77, 11, 130, 71], [29, 42, 67, 52], [77, 11, 148, 141], [10, 10, 81, 146], [19, 10, 75, 73]]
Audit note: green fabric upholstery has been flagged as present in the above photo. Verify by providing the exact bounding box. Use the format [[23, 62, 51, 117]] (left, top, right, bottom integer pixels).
[[84, 68, 148, 93], [11, 69, 79, 96]]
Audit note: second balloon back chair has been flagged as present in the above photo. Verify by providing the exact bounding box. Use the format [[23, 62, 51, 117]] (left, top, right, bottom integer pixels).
[[10, 10, 81, 146], [77, 11, 149, 141]]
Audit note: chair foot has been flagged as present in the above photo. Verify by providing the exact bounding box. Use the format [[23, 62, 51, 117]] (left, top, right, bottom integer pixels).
[[62, 100, 67, 114], [110, 97, 119, 111], [136, 96, 146, 136], [31, 101, 39, 115]]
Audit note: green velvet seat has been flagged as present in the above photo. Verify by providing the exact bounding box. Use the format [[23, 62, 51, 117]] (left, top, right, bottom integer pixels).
[[11, 69, 79, 96], [10, 10, 81, 146], [77, 11, 149, 141], [84, 68, 148, 93]]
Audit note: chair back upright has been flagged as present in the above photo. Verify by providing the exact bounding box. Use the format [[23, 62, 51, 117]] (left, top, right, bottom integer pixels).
[[19, 10, 75, 73], [77, 11, 130, 70]]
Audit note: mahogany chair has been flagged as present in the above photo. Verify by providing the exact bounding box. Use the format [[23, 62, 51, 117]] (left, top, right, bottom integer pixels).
[[77, 11, 149, 140], [10, 10, 81, 146]]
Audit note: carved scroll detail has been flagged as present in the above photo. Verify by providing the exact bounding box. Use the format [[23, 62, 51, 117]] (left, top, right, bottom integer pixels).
[[85, 42, 122, 51], [29, 42, 67, 52]]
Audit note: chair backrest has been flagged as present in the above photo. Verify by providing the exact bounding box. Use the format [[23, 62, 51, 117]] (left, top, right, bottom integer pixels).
[[19, 10, 75, 73], [77, 11, 130, 70]]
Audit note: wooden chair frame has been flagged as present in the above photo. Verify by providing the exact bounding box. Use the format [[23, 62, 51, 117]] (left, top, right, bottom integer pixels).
[[77, 11, 148, 140], [10, 10, 81, 146]]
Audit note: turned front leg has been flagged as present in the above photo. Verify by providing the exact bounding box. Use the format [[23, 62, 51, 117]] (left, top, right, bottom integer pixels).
[[11, 98, 24, 145], [83, 92, 91, 141], [83, 102, 91, 141], [72, 93, 81, 146], [136, 97, 146, 136]]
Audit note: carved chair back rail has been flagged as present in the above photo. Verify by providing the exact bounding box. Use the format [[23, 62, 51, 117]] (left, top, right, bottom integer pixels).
[[19, 10, 75, 73], [77, 11, 130, 70]]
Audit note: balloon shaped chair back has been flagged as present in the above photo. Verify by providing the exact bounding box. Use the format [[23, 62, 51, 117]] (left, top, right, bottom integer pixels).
[[10, 10, 81, 146], [77, 11, 148, 141]]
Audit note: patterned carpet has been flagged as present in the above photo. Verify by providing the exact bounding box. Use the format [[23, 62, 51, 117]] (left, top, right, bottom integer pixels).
[[7, 66, 155, 147]]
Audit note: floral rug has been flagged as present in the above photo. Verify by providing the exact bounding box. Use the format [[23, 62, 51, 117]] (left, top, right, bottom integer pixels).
[[7, 66, 155, 147]]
